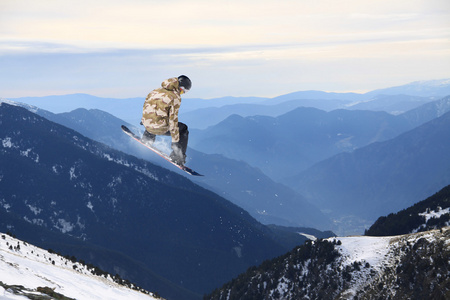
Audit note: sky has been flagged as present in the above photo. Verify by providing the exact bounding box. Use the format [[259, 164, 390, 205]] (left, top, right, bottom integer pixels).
[[1, 0, 449, 99]]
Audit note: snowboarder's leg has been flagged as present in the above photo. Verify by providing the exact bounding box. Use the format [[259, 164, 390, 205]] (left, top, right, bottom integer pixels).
[[169, 123, 189, 165], [178, 122, 189, 156]]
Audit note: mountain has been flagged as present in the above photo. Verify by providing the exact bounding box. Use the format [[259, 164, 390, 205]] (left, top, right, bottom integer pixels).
[[190, 94, 450, 182], [187, 150, 331, 229], [34, 107, 149, 163], [9, 95, 450, 233], [0, 100, 164, 172], [207, 227, 450, 300], [181, 90, 437, 130], [41, 107, 141, 152], [180, 96, 269, 113], [366, 185, 450, 236], [10, 95, 269, 128], [5, 100, 330, 230], [10, 93, 145, 126], [190, 108, 411, 180], [399, 95, 450, 127], [0, 232, 160, 300], [205, 186, 450, 300], [347, 94, 435, 114], [365, 78, 450, 98], [185, 96, 450, 231], [11, 79, 450, 131], [0, 102, 296, 299], [287, 111, 450, 235], [184, 79, 450, 130], [0, 205, 183, 299], [182, 99, 353, 130], [265, 90, 363, 103]]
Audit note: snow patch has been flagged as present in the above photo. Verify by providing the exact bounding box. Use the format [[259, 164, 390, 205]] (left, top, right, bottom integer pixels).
[[419, 207, 450, 222], [334, 236, 391, 270], [108, 176, 123, 188], [2, 137, 14, 148], [69, 166, 77, 180], [87, 201, 94, 212], [298, 232, 317, 241], [0, 233, 159, 300], [52, 165, 62, 174], [27, 205, 42, 215], [412, 207, 450, 232], [2, 203, 11, 211], [54, 219, 74, 233], [232, 246, 242, 258]]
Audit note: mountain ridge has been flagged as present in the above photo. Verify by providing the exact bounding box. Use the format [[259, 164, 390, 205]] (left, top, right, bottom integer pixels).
[[9, 78, 450, 128], [0, 102, 295, 299], [287, 110, 450, 235], [190, 107, 412, 180], [207, 227, 450, 300], [366, 185, 450, 236], [206, 185, 450, 299], [3, 100, 330, 230]]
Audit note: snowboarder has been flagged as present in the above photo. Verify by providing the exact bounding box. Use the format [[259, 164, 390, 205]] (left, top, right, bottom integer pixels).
[[141, 75, 192, 166]]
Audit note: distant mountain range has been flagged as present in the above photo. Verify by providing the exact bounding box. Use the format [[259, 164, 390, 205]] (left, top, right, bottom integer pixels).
[[1, 102, 331, 299], [2, 99, 330, 230], [288, 109, 450, 235], [190, 108, 411, 180], [187, 149, 331, 228], [4, 78, 450, 236], [10, 78, 450, 129], [181, 94, 434, 130], [190, 95, 450, 181], [366, 78, 450, 98], [2, 79, 450, 299]]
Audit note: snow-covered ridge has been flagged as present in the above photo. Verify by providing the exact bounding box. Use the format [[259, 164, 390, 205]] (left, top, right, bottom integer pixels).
[[410, 78, 450, 87], [0, 232, 162, 300], [330, 227, 450, 299], [0, 98, 39, 113], [208, 226, 450, 299], [0, 100, 161, 183]]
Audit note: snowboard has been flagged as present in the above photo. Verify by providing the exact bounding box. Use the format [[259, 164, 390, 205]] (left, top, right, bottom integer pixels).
[[121, 125, 203, 176]]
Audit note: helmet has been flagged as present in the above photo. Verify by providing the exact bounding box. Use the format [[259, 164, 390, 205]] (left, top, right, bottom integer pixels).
[[178, 75, 192, 92]]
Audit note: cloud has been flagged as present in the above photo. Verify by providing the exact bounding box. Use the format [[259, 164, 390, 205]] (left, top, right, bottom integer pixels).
[[0, 0, 449, 98], [2, 0, 448, 48]]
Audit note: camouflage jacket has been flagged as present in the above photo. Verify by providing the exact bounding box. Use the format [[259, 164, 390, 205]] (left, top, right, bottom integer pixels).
[[141, 77, 182, 142]]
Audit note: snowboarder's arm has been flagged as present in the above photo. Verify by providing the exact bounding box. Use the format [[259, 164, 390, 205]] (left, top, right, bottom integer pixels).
[[168, 99, 181, 143]]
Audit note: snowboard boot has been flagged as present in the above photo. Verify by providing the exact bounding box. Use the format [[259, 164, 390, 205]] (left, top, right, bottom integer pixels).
[[170, 142, 186, 166], [141, 130, 156, 147], [170, 152, 186, 166]]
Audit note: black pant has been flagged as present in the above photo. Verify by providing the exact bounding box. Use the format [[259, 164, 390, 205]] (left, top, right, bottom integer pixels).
[[167, 122, 189, 156], [145, 122, 188, 156]]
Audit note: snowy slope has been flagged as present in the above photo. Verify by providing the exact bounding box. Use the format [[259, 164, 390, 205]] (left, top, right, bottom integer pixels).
[[207, 226, 450, 299], [0, 233, 161, 300], [331, 228, 450, 299], [332, 235, 394, 299]]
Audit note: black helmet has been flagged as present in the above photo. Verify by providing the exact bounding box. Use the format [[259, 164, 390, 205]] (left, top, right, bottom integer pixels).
[[178, 75, 192, 91]]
